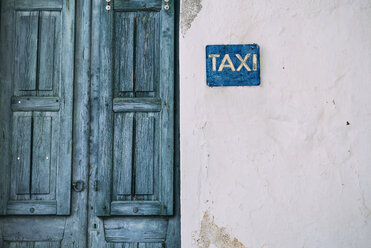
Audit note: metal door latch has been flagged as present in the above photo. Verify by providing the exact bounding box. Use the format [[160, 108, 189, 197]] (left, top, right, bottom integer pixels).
[[72, 180, 85, 192]]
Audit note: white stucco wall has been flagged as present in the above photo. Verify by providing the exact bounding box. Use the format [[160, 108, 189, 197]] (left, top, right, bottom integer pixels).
[[179, 0, 371, 247]]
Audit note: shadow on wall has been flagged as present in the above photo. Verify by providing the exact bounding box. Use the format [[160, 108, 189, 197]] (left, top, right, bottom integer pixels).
[[194, 211, 246, 248]]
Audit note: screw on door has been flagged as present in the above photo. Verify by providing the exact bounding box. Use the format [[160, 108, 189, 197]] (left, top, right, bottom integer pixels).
[[164, 0, 170, 10], [106, 0, 111, 13]]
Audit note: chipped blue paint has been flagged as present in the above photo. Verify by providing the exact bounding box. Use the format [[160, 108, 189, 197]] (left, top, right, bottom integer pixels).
[[206, 44, 260, 87]]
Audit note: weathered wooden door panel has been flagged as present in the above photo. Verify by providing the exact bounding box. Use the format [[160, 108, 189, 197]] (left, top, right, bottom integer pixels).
[[0, 0, 74, 216], [104, 217, 168, 243], [93, 0, 175, 217], [8, 111, 59, 215], [0, 216, 67, 247]]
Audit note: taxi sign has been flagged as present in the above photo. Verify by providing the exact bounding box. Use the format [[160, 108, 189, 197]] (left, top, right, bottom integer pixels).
[[206, 44, 260, 87]]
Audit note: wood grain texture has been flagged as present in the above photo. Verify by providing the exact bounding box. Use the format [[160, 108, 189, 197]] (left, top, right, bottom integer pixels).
[[7, 200, 57, 215], [135, 113, 159, 202], [14, 115, 32, 195], [60, 0, 90, 246], [166, 4, 181, 246], [42, 11, 61, 98], [14, 11, 38, 91], [3, 216, 65, 240], [15, 0, 63, 10], [111, 201, 162, 216], [104, 243, 163, 248], [0, 0, 14, 215], [114, 0, 162, 12], [94, 0, 114, 216], [88, 0, 107, 245], [55, 0, 75, 215], [38, 13, 56, 91], [38, 11, 61, 98], [113, 114, 134, 197], [159, 1, 175, 215], [114, 12, 134, 93], [113, 98, 161, 112], [104, 217, 167, 243], [135, 117, 155, 195], [4, 242, 34, 248], [29, 112, 59, 202], [135, 13, 159, 92], [3, 242, 61, 248], [34, 242, 61, 248], [31, 113, 52, 194], [140, 244, 163, 248], [11, 97, 60, 112]]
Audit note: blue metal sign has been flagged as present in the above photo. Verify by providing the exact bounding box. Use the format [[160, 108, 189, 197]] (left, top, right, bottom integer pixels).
[[206, 44, 260, 87]]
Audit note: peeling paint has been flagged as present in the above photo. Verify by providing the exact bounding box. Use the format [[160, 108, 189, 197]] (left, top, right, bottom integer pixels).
[[195, 212, 246, 248], [181, 0, 202, 37]]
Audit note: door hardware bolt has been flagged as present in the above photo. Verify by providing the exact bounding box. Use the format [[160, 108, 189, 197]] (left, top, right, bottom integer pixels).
[[164, 0, 170, 10], [94, 180, 98, 191], [72, 180, 85, 192], [105, 0, 111, 13]]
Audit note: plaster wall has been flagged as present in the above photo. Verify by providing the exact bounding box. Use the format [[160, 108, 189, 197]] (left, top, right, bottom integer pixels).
[[179, 0, 371, 247]]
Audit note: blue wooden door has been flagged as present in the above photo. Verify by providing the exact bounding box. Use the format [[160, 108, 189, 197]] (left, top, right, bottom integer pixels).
[[0, 0, 179, 247], [0, 0, 77, 247], [87, 0, 177, 247]]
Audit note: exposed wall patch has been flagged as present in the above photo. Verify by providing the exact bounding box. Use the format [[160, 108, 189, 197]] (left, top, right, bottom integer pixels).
[[181, 0, 203, 37], [196, 212, 246, 248]]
